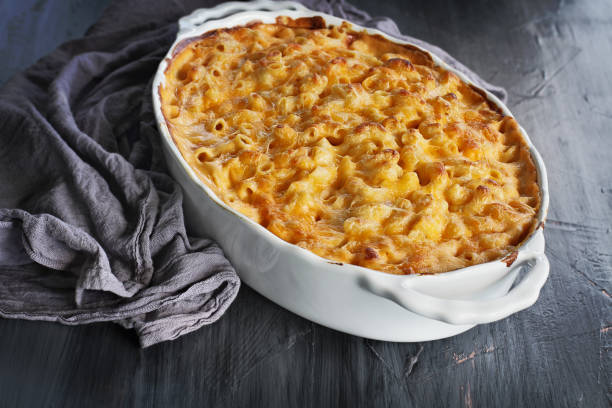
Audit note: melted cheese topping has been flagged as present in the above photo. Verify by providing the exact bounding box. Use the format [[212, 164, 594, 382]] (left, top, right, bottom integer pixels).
[[160, 17, 540, 274]]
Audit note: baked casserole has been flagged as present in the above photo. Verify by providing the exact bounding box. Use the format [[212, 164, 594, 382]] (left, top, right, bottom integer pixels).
[[159, 16, 540, 275]]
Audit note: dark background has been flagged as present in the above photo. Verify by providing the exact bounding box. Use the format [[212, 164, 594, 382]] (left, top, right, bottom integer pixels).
[[1, 0, 610, 406]]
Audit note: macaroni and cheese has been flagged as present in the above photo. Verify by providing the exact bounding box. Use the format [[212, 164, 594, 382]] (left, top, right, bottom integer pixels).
[[160, 16, 540, 274]]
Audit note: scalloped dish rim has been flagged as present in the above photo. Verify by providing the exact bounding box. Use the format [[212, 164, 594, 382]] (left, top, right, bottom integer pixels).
[[152, 4, 550, 284]]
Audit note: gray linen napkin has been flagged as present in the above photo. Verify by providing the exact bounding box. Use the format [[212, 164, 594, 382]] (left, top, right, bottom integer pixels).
[[0, 0, 506, 347]]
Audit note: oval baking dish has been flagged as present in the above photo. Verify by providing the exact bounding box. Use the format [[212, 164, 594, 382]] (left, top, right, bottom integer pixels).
[[152, 0, 550, 341]]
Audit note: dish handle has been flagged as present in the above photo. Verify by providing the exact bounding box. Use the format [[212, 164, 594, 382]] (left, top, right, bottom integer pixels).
[[178, 0, 309, 34], [360, 253, 549, 326]]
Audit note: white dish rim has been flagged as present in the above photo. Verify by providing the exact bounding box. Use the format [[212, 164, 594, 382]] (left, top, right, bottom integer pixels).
[[151, 0, 550, 324]]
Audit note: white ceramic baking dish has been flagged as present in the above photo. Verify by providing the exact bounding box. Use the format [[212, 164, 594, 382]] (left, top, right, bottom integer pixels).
[[152, 0, 550, 341]]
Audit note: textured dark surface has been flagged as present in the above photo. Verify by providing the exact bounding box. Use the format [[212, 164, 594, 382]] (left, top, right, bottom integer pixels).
[[0, 0, 610, 407]]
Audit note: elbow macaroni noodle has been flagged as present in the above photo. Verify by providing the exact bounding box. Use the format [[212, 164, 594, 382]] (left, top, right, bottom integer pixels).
[[160, 17, 540, 274]]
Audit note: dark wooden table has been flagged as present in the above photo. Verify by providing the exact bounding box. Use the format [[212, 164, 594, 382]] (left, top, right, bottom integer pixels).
[[1, 0, 610, 406]]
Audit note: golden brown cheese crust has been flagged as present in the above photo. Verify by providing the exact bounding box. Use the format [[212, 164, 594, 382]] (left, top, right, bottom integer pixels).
[[160, 16, 540, 274]]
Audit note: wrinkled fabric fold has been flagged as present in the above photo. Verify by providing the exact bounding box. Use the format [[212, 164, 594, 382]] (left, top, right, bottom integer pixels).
[[0, 9, 240, 347], [0, 0, 506, 347]]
